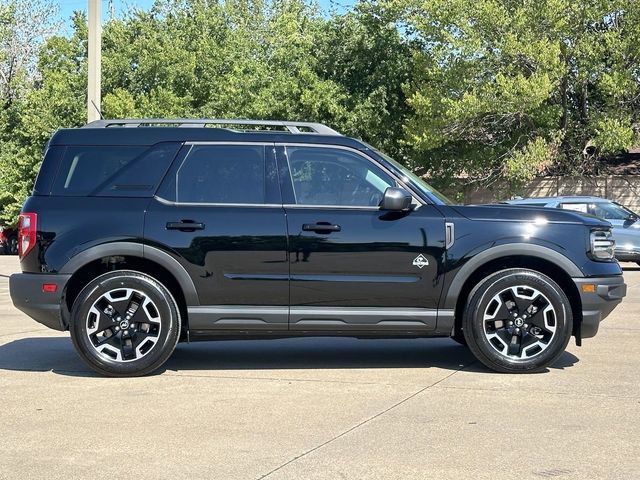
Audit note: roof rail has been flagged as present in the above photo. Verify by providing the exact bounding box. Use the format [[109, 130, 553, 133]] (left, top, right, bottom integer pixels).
[[83, 118, 342, 136]]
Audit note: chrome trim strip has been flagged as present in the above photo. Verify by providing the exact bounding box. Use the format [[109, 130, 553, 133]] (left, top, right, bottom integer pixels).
[[290, 307, 438, 317], [188, 306, 289, 315], [290, 274, 420, 283], [183, 141, 275, 146], [445, 222, 455, 249], [283, 204, 379, 211], [85, 119, 341, 136], [224, 273, 288, 281], [154, 196, 283, 208]]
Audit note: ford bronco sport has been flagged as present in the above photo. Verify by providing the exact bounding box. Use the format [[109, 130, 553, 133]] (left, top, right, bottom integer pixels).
[[9, 119, 627, 376]]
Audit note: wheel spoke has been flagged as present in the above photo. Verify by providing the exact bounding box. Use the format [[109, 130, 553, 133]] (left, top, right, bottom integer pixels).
[[520, 332, 543, 351], [510, 288, 536, 314], [92, 310, 117, 335], [483, 284, 557, 360], [507, 333, 521, 356], [85, 288, 162, 363], [527, 312, 549, 331], [121, 334, 136, 361]]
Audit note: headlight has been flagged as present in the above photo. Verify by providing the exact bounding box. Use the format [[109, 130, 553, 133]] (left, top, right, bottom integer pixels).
[[590, 229, 615, 261]]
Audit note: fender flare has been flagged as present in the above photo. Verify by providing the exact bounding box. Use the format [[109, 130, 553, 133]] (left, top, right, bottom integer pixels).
[[443, 243, 583, 309], [60, 242, 199, 305]]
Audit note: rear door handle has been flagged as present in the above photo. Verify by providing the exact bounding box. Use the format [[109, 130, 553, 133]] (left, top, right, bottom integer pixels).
[[302, 222, 341, 233], [166, 221, 205, 231]]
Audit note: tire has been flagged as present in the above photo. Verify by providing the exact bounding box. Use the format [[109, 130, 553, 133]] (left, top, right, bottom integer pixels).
[[70, 270, 181, 377], [462, 268, 572, 373], [7, 236, 18, 255]]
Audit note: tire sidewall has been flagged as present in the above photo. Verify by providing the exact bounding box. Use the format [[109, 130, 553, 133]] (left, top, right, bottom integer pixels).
[[9, 237, 18, 255], [70, 271, 180, 377], [463, 269, 572, 373]]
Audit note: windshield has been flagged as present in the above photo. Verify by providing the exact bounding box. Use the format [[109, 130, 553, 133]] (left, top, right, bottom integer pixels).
[[370, 148, 454, 205], [592, 202, 637, 221]]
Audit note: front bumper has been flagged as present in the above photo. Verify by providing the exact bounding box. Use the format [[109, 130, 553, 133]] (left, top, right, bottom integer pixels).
[[614, 248, 640, 263], [10, 273, 72, 331], [572, 275, 626, 339]]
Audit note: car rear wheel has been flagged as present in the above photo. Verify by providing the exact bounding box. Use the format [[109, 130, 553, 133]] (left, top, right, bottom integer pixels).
[[70, 271, 181, 377], [463, 268, 572, 373]]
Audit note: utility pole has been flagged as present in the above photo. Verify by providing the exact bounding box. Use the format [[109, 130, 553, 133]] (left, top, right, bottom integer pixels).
[[87, 0, 101, 123]]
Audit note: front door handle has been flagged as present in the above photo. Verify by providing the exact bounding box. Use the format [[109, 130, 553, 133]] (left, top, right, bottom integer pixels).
[[302, 222, 341, 233], [166, 221, 205, 232]]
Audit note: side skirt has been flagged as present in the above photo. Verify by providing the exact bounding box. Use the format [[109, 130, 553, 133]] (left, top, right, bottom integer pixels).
[[188, 305, 455, 336]]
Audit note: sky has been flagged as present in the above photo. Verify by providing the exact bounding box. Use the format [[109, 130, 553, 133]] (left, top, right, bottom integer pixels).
[[56, 0, 355, 33]]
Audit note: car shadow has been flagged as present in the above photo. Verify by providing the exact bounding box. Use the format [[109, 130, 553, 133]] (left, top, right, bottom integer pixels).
[[0, 336, 579, 377]]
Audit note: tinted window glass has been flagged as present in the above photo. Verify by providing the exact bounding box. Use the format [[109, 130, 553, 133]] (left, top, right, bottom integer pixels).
[[93, 143, 181, 197], [286, 147, 394, 206], [176, 145, 265, 203], [52, 146, 146, 196], [560, 203, 588, 213], [591, 202, 635, 220], [33, 146, 65, 195], [518, 202, 549, 207]]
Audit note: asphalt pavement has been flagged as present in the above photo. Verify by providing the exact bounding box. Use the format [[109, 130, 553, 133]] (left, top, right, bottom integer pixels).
[[0, 255, 638, 480]]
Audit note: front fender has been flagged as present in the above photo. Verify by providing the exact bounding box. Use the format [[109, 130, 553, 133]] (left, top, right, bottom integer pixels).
[[442, 243, 583, 310]]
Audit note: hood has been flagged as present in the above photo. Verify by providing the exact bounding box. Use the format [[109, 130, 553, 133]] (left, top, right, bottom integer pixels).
[[452, 204, 611, 228]]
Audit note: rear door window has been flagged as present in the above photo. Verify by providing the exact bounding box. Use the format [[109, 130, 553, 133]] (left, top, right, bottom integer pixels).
[[560, 203, 588, 213], [168, 144, 267, 204]]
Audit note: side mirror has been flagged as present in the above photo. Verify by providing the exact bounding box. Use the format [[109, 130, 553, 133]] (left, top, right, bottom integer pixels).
[[380, 187, 413, 211]]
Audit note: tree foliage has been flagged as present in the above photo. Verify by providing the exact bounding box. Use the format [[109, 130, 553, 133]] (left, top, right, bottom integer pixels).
[[2, 0, 640, 222], [390, 0, 640, 189]]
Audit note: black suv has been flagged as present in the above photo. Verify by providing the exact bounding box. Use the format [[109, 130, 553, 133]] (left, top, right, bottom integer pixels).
[[9, 119, 627, 376]]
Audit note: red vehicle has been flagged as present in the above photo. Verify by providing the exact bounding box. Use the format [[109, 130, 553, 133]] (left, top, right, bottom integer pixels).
[[0, 223, 18, 255]]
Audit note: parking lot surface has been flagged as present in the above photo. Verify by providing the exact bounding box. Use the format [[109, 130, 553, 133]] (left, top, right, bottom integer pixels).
[[0, 255, 638, 480]]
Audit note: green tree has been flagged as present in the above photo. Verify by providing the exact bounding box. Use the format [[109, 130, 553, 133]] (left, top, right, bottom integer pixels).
[[0, 0, 417, 221], [388, 0, 640, 190], [0, 0, 62, 223]]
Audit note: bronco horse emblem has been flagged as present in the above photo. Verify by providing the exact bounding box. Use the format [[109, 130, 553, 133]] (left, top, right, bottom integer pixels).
[[412, 254, 429, 269]]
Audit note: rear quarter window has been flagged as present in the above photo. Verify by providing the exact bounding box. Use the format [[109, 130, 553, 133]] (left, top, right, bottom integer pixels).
[[50, 143, 180, 197]]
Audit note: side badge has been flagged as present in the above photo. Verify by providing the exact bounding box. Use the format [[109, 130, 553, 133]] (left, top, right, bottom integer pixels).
[[412, 254, 429, 269]]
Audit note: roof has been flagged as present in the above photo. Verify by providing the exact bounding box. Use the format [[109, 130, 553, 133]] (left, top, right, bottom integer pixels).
[[83, 118, 342, 135], [49, 118, 367, 149]]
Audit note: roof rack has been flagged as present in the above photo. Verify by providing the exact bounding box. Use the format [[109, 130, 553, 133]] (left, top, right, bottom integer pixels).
[[83, 118, 342, 136]]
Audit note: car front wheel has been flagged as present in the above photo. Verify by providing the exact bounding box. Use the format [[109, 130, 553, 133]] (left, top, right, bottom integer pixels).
[[7, 236, 18, 255], [70, 271, 181, 377], [463, 268, 573, 373]]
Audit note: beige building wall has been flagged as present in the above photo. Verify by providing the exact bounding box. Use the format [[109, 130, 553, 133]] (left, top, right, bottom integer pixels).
[[453, 176, 640, 212]]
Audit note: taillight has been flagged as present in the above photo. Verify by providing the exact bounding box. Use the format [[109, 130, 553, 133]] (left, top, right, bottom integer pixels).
[[18, 213, 37, 259]]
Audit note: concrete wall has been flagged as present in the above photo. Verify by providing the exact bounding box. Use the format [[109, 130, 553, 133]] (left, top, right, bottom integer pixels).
[[455, 176, 640, 212]]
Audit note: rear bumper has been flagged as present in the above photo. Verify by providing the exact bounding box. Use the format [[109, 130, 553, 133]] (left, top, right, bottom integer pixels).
[[572, 275, 626, 339], [9, 273, 71, 331]]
